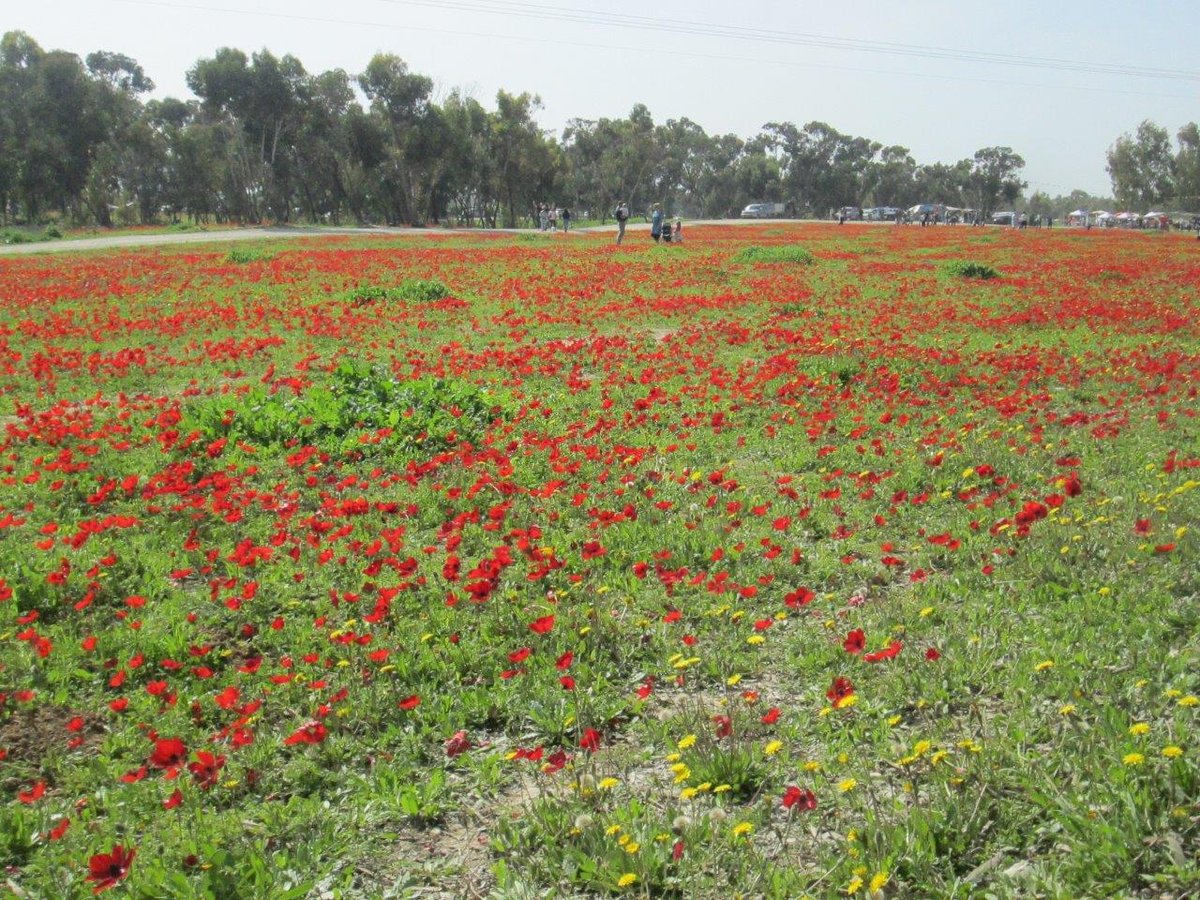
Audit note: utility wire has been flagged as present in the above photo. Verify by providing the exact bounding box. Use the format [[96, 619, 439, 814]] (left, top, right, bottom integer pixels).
[[113, 0, 1197, 101], [373, 0, 1200, 83]]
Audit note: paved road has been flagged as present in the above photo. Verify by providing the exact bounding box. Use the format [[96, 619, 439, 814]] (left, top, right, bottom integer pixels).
[[0, 218, 822, 257]]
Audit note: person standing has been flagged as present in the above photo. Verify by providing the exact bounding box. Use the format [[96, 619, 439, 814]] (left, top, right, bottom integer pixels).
[[562, 206, 572, 232], [548, 206, 557, 231], [614, 201, 629, 245], [651, 204, 664, 243], [672, 218, 683, 243]]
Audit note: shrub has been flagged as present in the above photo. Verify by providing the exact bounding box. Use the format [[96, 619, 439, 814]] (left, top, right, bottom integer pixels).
[[734, 245, 815, 265], [344, 279, 452, 306], [940, 259, 1000, 280], [226, 246, 276, 264], [188, 360, 505, 458], [41, 225, 62, 240], [0, 228, 33, 245]]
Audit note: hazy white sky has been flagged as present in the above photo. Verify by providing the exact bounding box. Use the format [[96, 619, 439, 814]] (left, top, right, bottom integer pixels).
[[9, 0, 1200, 195]]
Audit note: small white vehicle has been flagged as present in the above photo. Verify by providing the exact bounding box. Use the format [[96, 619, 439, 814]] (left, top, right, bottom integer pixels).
[[740, 202, 786, 218]]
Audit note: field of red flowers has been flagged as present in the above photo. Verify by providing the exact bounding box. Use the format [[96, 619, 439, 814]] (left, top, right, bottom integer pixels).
[[1, 223, 1198, 897]]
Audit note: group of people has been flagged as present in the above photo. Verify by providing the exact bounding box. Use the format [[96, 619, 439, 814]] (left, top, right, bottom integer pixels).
[[612, 202, 682, 245], [536, 203, 571, 232]]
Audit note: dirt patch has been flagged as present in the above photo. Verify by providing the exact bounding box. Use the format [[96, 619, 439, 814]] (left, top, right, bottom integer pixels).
[[0, 706, 101, 772]]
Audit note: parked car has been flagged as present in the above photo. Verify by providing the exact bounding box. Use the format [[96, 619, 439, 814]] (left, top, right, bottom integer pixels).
[[740, 203, 786, 218], [837, 206, 862, 221]]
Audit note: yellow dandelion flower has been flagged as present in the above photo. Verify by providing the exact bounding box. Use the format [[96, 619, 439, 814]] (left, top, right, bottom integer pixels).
[[1162, 746, 1183, 758], [605, 824, 622, 836], [1178, 695, 1199, 707], [680, 787, 698, 800], [731, 822, 753, 838], [887, 715, 902, 727], [930, 750, 949, 765], [913, 740, 932, 756], [677, 734, 697, 750], [803, 760, 822, 772], [845, 875, 864, 895], [1128, 723, 1150, 736], [1123, 752, 1145, 766], [1034, 660, 1054, 672], [598, 777, 620, 790], [764, 740, 784, 756], [713, 784, 732, 793], [869, 871, 890, 892], [726, 673, 742, 686], [1059, 704, 1076, 716], [617, 873, 637, 888], [838, 778, 858, 793], [919, 606, 934, 617], [623, 841, 640, 854], [1164, 688, 1183, 698], [747, 635, 765, 645]]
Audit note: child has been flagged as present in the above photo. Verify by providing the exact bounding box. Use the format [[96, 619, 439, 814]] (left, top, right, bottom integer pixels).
[[672, 218, 682, 243]]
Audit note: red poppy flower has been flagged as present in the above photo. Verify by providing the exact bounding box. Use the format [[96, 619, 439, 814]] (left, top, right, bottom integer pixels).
[[18, 780, 46, 804], [843, 629, 866, 655], [398, 695, 421, 710], [162, 789, 183, 809], [283, 722, 328, 746], [760, 707, 781, 725], [826, 676, 855, 707], [188, 751, 226, 790], [579, 728, 601, 752], [149, 737, 187, 769], [782, 785, 817, 811], [445, 730, 472, 757], [1134, 518, 1153, 535], [529, 614, 555, 635], [925, 647, 941, 661], [864, 640, 903, 663], [86, 844, 136, 894], [712, 715, 732, 738]]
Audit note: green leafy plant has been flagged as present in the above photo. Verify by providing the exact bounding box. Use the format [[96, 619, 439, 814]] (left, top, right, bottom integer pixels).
[[734, 245, 815, 265], [940, 259, 1000, 279]]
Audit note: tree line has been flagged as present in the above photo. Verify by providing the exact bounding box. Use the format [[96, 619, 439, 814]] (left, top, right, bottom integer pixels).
[[1106, 121, 1200, 212], [3, 30, 1180, 230]]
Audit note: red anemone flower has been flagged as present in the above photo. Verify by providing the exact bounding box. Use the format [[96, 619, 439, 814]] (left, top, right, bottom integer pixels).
[[843, 629, 866, 655], [86, 844, 136, 894], [149, 737, 187, 770]]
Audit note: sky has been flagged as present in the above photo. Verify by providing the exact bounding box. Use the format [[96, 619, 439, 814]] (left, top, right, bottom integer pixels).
[[8, 0, 1200, 197]]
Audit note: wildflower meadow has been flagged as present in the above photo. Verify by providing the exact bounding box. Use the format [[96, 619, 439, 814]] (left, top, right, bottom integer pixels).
[[1, 223, 1197, 897]]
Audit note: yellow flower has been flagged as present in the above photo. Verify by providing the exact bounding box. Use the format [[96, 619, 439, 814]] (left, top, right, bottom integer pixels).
[[1163, 746, 1183, 758], [1128, 723, 1150, 736], [869, 871, 890, 892], [747, 635, 765, 645], [764, 740, 784, 756], [623, 842, 640, 854], [803, 760, 823, 772], [836, 694, 859, 710], [731, 821, 753, 838], [838, 778, 858, 793], [1178, 695, 1199, 707], [679, 787, 698, 800], [677, 734, 697, 750], [913, 740, 932, 756], [845, 875, 864, 895], [598, 777, 620, 790], [1164, 688, 1183, 698], [617, 873, 637, 888], [713, 784, 732, 793], [1059, 704, 1076, 716], [605, 824, 622, 836], [1123, 752, 1145, 766], [1034, 660, 1054, 672], [919, 606, 934, 617], [726, 673, 742, 687], [887, 715, 902, 727]]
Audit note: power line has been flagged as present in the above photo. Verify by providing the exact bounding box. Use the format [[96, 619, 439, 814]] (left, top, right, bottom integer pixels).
[[112, 0, 1197, 102], [372, 0, 1200, 83]]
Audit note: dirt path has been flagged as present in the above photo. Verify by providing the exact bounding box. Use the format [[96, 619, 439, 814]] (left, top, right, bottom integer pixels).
[[0, 219, 820, 257]]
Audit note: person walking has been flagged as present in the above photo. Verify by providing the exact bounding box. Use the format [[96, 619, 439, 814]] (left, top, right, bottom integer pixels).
[[562, 206, 572, 232], [614, 201, 629, 245], [548, 206, 558, 231], [650, 204, 664, 243]]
